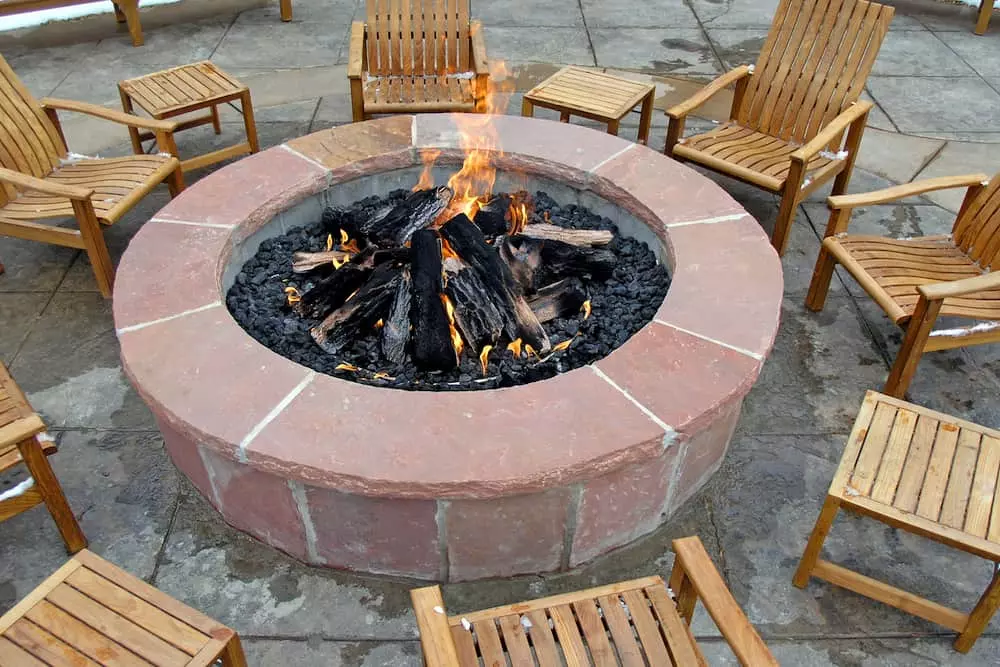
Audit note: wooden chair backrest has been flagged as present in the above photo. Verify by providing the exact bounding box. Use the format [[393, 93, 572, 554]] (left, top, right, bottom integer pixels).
[[737, 0, 893, 144], [953, 174, 1000, 271], [365, 0, 472, 77], [0, 55, 67, 204]]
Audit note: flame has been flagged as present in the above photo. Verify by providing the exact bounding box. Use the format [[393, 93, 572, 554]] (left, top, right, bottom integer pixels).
[[508, 202, 529, 235], [374, 318, 384, 329], [524, 344, 537, 359], [440, 294, 464, 358], [506, 338, 522, 358], [331, 253, 348, 270], [326, 234, 334, 252], [339, 229, 349, 245], [552, 338, 573, 352], [440, 238, 459, 261], [342, 239, 361, 254], [414, 149, 441, 191], [581, 299, 592, 320], [284, 286, 301, 305], [335, 362, 358, 372], [373, 371, 394, 380], [479, 344, 493, 376], [543, 211, 550, 222]]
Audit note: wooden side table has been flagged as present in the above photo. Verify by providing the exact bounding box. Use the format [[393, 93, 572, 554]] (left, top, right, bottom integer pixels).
[[0, 550, 247, 665], [119, 61, 260, 173], [522, 66, 656, 145]]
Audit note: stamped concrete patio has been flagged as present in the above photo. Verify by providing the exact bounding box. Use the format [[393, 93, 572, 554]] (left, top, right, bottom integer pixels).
[[2, 0, 1000, 664]]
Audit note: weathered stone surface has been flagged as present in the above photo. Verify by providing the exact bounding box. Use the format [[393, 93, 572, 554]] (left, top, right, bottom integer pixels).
[[286, 116, 415, 178], [667, 398, 742, 514]]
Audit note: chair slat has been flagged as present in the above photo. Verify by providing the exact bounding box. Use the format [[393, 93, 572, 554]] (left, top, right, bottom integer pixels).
[[0, 635, 47, 666], [965, 435, 1000, 538], [870, 408, 918, 504], [24, 600, 144, 666], [620, 589, 674, 666], [597, 594, 645, 667], [525, 609, 561, 665], [893, 415, 940, 512], [916, 423, 961, 522], [6, 617, 104, 666], [471, 619, 505, 666], [449, 624, 480, 665], [644, 585, 704, 666], [497, 614, 534, 665], [939, 429, 982, 529], [572, 598, 616, 666], [549, 604, 590, 666], [850, 402, 898, 495]]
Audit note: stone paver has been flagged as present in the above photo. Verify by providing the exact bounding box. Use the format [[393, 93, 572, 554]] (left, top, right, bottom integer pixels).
[[2, 0, 1000, 663]]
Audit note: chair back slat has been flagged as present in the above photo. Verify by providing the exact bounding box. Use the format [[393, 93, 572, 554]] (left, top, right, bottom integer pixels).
[[0, 56, 67, 206], [367, 0, 470, 77], [954, 176, 1000, 271], [738, 0, 893, 144]]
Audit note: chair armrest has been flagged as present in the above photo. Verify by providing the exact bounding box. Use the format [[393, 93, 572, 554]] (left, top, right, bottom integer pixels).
[[789, 101, 872, 164], [670, 537, 778, 666], [828, 173, 990, 211], [919, 272, 1000, 301], [410, 586, 461, 667], [0, 166, 92, 200], [348, 21, 366, 79], [0, 414, 46, 449], [470, 21, 489, 76], [666, 65, 752, 119], [40, 97, 177, 132]]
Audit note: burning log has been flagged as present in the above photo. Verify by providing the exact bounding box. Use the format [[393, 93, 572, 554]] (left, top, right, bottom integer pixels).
[[292, 247, 409, 274], [440, 214, 550, 353], [295, 263, 370, 319], [529, 279, 588, 324], [409, 230, 459, 371], [381, 268, 411, 364], [474, 191, 533, 237], [520, 224, 613, 247], [444, 258, 516, 352], [367, 186, 452, 246], [510, 237, 617, 286], [311, 262, 402, 354], [499, 236, 542, 291]]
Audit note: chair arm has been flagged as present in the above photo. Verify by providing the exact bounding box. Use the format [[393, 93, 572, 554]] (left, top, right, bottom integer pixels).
[[348, 21, 366, 79], [40, 97, 178, 132], [0, 415, 46, 449], [828, 173, 990, 211], [666, 65, 752, 119], [0, 167, 92, 200], [410, 586, 461, 667], [919, 272, 1000, 301], [470, 21, 489, 76], [671, 537, 778, 666], [789, 101, 872, 164]]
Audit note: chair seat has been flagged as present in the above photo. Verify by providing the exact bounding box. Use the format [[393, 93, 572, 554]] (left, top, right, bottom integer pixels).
[[363, 74, 476, 113], [673, 122, 836, 191], [0, 364, 45, 473], [0, 154, 177, 225], [826, 234, 1000, 323]]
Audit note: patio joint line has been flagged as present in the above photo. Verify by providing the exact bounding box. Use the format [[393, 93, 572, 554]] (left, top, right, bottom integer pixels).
[[279, 143, 331, 173], [665, 212, 750, 227], [654, 319, 763, 361], [587, 143, 635, 173], [288, 479, 324, 564], [236, 370, 316, 462], [589, 364, 674, 434], [115, 301, 221, 335], [150, 218, 237, 229]]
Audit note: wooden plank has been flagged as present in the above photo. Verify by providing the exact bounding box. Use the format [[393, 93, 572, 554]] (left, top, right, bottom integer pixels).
[[966, 435, 1000, 539], [850, 401, 898, 496], [471, 619, 505, 667], [456, 0, 469, 71], [644, 585, 703, 666], [449, 624, 478, 666], [831, 391, 880, 494], [0, 558, 82, 634], [871, 407, 919, 504], [0, 636, 46, 666], [23, 599, 145, 666], [4, 618, 103, 666], [434, 0, 446, 74], [400, 0, 412, 76], [389, 0, 402, 75], [524, 609, 561, 665], [939, 428, 982, 529], [916, 422, 961, 521], [549, 604, 590, 666], [620, 589, 673, 666], [596, 594, 645, 667], [894, 415, 941, 513], [572, 598, 616, 666], [497, 614, 533, 665]]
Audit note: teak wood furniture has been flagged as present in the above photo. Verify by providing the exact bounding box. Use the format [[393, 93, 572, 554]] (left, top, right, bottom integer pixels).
[[119, 61, 260, 174], [348, 0, 490, 122], [0, 549, 248, 665], [0, 55, 183, 298], [0, 0, 143, 46], [0, 363, 86, 556], [522, 67, 657, 145], [806, 172, 1000, 398], [976, 0, 993, 35], [412, 536, 777, 666], [794, 391, 1000, 654], [665, 0, 894, 255]]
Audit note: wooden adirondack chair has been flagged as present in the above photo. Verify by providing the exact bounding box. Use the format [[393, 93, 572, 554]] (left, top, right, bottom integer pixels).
[[348, 0, 490, 122], [0, 56, 183, 298], [665, 0, 894, 255], [806, 173, 1000, 398]]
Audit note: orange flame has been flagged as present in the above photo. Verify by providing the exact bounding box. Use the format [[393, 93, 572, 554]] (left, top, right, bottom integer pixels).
[[342, 239, 361, 254], [373, 371, 394, 380], [552, 338, 573, 352], [524, 343, 537, 359], [374, 318, 384, 329], [508, 202, 529, 235], [414, 149, 441, 191], [331, 253, 348, 270], [440, 294, 464, 358], [440, 238, 460, 261], [339, 229, 349, 245], [284, 286, 301, 305], [479, 344, 493, 376], [506, 337, 522, 358], [335, 362, 358, 372], [326, 234, 334, 252], [581, 299, 592, 320]]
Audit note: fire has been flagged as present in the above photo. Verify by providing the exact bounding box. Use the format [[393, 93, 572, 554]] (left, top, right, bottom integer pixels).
[[335, 362, 358, 372], [342, 238, 361, 254], [414, 149, 441, 191], [331, 253, 348, 270], [479, 344, 493, 376], [507, 338, 522, 358], [326, 234, 334, 252], [373, 371, 394, 380], [339, 229, 349, 245], [552, 338, 573, 352], [581, 299, 592, 320], [524, 343, 537, 359], [374, 318, 384, 329], [508, 202, 529, 235], [439, 294, 464, 358], [440, 238, 460, 261], [284, 286, 301, 305]]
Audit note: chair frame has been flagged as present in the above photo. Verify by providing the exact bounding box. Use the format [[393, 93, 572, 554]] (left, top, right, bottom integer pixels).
[[665, 0, 893, 255], [805, 173, 1000, 399]]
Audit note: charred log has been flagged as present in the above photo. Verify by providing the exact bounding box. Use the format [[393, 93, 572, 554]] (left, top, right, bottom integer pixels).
[[295, 264, 371, 319], [367, 187, 452, 247], [499, 236, 542, 291], [444, 259, 515, 352], [474, 193, 512, 237], [291, 250, 352, 274], [311, 262, 401, 354], [529, 279, 588, 323], [539, 239, 616, 281], [320, 206, 363, 241], [381, 268, 411, 364], [521, 224, 613, 247], [409, 230, 458, 371]]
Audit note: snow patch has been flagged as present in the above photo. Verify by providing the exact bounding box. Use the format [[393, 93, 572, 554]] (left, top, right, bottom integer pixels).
[[0, 477, 34, 502], [0, 0, 179, 32], [930, 321, 1000, 338], [27, 367, 129, 428]]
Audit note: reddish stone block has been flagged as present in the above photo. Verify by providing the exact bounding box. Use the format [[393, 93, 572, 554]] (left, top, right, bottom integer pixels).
[[157, 415, 214, 504], [668, 398, 743, 514], [286, 116, 415, 180], [446, 489, 570, 581], [153, 146, 328, 231], [245, 369, 665, 499], [306, 486, 440, 578], [113, 221, 230, 329], [201, 447, 307, 560], [570, 450, 679, 567], [595, 323, 760, 436], [658, 218, 783, 358]]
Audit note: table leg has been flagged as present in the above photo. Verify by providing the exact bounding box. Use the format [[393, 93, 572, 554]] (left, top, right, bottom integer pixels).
[[559, 111, 570, 123], [521, 98, 534, 117], [241, 90, 260, 154], [637, 91, 654, 145], [607, 118, 620, 135], [211, 105, 222, 135], [118, 86, 144, 155]]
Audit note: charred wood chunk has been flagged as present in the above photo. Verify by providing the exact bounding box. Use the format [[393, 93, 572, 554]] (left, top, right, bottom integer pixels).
[[474, 193, 512, 237], [381, 268, 411, 364], [539, 239, 616, 281], [499, 236, 542, 292], [520, 224, 613, 247], [292, 250, 352, 274], [311, 262, 401, 354], [444, 260, 512, 352], [529, 279, 588, 323], [295, 263, 370, 319], [409, 230, 458, 371], [321, 206, 363, 241], [367, 186, 453, 247]]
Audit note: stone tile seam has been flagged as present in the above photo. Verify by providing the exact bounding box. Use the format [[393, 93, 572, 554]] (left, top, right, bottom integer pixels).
[[288, 479, 324, 564], [198, 445, 224, 510], [588, 364, 676, 438], [587, 142, 635, 173], [278, 142, 334, 175], [237, 370, 317, 462], [664, 212, 752, 227], [653, 319, 764, 361], [115, 301, 222, 335], [149, 218, 237, 229]]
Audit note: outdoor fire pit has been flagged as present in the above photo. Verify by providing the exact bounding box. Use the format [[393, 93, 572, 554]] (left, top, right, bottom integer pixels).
[[114, 114, 782, 581]]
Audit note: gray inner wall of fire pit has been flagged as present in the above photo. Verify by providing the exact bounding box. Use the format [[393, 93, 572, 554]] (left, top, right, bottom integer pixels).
[[222, 166, 670, 293]]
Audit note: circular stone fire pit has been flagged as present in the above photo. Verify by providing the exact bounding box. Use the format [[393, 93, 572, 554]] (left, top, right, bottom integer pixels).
[[114, 115, 782, 581]]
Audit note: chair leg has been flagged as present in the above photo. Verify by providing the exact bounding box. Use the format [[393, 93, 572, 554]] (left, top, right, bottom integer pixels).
[[664, 115, 685, 157], [220, 634, 249, 666], [119, 87, 144, 156], [771, 187, 800, 256], [349, 78, 365, 123], [976, 0, 992, 34], [113, 0, 144, 46], [279, 0, 293, 21], [667, 557, 698, 624], [71, 199, 114, 299], [831, 112, 868, 196], [884, 297, 942, 399], [805, 244, 838, 312], [167, 165, 186, 197], [241, 90, 260, 154], [955, 565, 1000, 653], [19, 436, 87, 554], [793, 496, 840, 588]]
